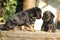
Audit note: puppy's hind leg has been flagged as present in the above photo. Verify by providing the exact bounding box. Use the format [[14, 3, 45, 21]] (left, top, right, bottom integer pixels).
[[13, 26, 20, 31], [52, 25, 56, 33], [20, 25, 26, 31]]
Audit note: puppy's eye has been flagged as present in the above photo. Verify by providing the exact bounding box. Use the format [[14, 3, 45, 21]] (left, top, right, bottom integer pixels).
[[46, 15, 48, 16]]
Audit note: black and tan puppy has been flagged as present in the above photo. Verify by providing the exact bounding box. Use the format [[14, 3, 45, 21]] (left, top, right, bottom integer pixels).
[[0, 7, 42, 32], [41, 11, 56, 32]]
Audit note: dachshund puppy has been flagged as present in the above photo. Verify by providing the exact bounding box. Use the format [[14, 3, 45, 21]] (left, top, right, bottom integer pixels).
[[41, 11, 56, 32], [0, 7, 42, 32]]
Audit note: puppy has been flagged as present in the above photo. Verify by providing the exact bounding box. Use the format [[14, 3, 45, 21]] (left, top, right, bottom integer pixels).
[[41, 11, 56, 32], [0, 7, 42, 32]]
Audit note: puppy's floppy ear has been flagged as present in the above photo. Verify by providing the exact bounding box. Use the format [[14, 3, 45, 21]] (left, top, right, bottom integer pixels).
[[50, 12, 55, 18], [51, 12, 55, 18]]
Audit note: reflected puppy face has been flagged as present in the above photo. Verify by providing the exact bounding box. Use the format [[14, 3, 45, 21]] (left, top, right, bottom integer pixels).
[[42, 11, 55, 22]]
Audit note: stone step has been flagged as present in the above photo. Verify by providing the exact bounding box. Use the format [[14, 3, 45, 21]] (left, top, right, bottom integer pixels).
[[0, 30, 60, 40]]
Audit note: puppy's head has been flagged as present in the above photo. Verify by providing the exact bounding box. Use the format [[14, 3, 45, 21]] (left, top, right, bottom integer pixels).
[[42, 11, 55, 22], [31, 7, 42, 19]]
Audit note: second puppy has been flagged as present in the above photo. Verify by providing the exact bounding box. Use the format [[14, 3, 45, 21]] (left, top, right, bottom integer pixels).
[[41, 11, 56, 32]]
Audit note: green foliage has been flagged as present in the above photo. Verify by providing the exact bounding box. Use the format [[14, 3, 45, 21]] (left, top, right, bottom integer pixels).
[[5, 0, 17, 17], [0, 0, 17, 22]]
